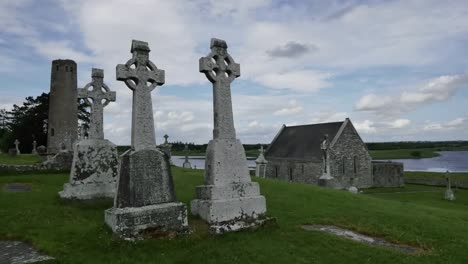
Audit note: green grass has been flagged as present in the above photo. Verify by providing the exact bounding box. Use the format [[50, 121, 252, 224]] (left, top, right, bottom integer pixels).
[[0, 153, 42, 165], [1, 168, 468, 263]]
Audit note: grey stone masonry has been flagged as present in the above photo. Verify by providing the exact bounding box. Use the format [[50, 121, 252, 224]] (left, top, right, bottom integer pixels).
[[105, 40, 187, 239], [47, 59, 78, 154], [77, 68, 116, 139], [191, 38, 268, 234], [60, 68, 119, 200]]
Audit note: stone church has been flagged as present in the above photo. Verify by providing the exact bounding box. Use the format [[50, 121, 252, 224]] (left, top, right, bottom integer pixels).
[[264, 118, 375, 189]]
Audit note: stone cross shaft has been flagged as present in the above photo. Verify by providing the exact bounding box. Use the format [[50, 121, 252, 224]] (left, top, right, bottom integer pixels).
[[14, 139, 20, 150], [117, 40, 165, 151], [78, 68, 116, 139], [199, 38, 240, 140]]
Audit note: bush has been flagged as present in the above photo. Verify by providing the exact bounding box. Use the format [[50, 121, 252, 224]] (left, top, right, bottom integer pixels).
[[410, 151, 421, 158]]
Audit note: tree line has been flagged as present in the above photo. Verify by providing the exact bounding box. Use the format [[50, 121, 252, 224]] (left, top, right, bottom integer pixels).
[[0, 93, 90, 153]]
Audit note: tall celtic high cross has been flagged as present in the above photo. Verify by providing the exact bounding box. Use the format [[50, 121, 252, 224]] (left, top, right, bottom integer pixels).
[[78, 69, 116, 139], [117, 40, 165, 151], [164, 134, 169, 144], [199, 38, 240, 140]]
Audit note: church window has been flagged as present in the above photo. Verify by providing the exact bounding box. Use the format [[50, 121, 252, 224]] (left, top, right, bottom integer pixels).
[[342, 157, 346, 175], [353, 156, 358, 175], [289, 167, 293, 181], [50, 128, 55, 136], [275, 166, 279, 178]]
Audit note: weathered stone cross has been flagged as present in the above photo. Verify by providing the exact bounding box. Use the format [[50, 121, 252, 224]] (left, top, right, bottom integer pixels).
[[259, 145, 264, 154], [199, 38, 240, 140], [78, 68, 116, 139], [14, 139, 20, 154], [117, 40, 165, 151], [164, 134, 169, 144]]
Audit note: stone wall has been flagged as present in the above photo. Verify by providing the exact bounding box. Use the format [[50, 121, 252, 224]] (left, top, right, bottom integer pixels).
[[264, 158, 322, 184], [329, 123, 373, 189], [372, 161, 404, 187]]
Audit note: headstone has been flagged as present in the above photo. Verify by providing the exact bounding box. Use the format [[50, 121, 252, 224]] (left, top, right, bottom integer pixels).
[[47, 59, 78, 154], [8, 148, 17, 156], [158, 134, 172, 162], [14, 139, 20, 155], [444, 170, 456, 201], [31, 141, 37, 154], [182, 143, 192, 169], [318, 134, 335, 187], [105, 40, 188, 238], [191, 38, 269, 234], [59, 68, 120, 200], [348, 186, 359, 194], [255, 146, 268, 178], [37, 145, 47, 162]]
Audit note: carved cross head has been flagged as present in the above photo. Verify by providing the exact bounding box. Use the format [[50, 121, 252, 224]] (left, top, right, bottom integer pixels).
[[14, 139, 19, 145], [78, 68, 116, 108], [164, 134, 169, 144], [199, 38, 240, 84], [116, 40, 165, 91]]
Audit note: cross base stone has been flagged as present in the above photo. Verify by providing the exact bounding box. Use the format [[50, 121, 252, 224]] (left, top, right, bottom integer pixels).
[[59, 182, 115, 199], [191, 182, 268, 234], [445, 189, 456, 201], [105, 202, 188, 239], [59, 139, 119, 199]]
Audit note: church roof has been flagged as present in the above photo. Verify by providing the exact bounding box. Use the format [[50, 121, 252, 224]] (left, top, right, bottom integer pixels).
[[265, 121, 346, 161]]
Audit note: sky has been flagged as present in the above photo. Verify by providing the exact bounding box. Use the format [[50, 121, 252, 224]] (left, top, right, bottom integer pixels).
[[0, 0, 467, 145]]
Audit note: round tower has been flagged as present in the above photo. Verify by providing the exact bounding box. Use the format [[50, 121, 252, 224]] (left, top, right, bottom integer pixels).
[[47, 59, 78, 154]]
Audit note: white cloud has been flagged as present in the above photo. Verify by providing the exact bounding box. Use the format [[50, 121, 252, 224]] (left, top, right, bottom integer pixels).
[[311, 112, 348, 124], [355, 94, 393, 111], [356, 73, 468, 116], [354, 120, 377, 134], [273, 100, 303, 116], [388, 119, 411, 129], [423, 117, 468, 131], [254, 70, 332, 92]]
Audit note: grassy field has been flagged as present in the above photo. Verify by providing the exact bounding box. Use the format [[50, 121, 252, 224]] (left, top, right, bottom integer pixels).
[[370, 146, 468, 160], [0, 153, 42, 165], [172, 149, 259, 157], [1, 168, 468, 263]]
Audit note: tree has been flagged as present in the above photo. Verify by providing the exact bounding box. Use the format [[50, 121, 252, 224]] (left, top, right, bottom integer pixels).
[[0, 93, 90, 153]]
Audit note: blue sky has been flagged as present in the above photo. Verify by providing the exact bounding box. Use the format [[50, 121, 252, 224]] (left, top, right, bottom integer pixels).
[[1, 0, 467, 145]]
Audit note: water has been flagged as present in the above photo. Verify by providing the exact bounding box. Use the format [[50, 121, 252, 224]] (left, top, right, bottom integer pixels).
[[173, 151, 468, 173], [376, 151, 468, 172], [171, 156, 256, 170]]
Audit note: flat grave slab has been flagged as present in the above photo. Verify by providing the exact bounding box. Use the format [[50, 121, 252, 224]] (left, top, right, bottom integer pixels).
[[0, 240, 53, 264], [2, 183, 32, 193], [301, 225, 423, 254]]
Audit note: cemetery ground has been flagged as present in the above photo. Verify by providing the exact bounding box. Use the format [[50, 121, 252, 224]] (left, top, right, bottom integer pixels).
[[1, 168, 468, 263], [0, 154, 42, 165]]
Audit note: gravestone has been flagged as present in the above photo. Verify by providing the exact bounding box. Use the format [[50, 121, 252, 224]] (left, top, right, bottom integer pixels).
[[182, 143, 192, 169], [59, 68, 119, 200], [444, 171, 456, 201], [159, 134, 172, 162], [255, 146, 268, 178], [31, 141, 37, 154], [191, 38, 268, 233], [8, 148, 17, 156], [318, 135, 336, 187], [14, 139, 20, 155], [105, 40, 188, 238]]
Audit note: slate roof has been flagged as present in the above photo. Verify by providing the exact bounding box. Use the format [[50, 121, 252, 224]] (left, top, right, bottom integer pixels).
[[265, 121, 345, 161]]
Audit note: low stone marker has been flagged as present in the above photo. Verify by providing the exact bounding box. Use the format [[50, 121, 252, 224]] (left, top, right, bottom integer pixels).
[[3, 183, 32, 192], [59, 68, 119, 200], [191, 38, 269, 234], [444, 171, 456, 201], [105, 40, 188, 238]]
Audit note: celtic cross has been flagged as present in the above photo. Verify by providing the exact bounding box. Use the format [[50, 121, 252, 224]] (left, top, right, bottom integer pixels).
[[78, 68, 116, 139], [116, 40, 165, 151], [199, 38, 240, 140], [164, 134, 169, 144]]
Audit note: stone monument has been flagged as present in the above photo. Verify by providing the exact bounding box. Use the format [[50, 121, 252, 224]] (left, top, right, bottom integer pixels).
[[31, 141, 38, 154], [255, 146, 268, 178], [182, 143, 192, 169], [14, 139, 20, 155], [444, 170, 456, 201], [59, 68, 119, 200], [159, 134, 172, 162], [191, 38, 269, 234], [47, 59, 78, 154], [105, 40, 188, 238], [318, 135, 335, 187]]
